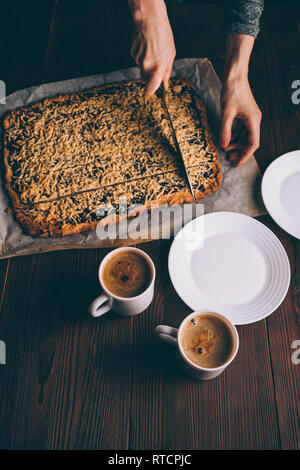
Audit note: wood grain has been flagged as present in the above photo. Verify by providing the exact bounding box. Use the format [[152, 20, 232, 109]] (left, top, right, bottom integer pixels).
[[42, 0, 134, 83], [0, 0, 55, 95], [252, 4, 300, 449], [0, 0, 300, 450]]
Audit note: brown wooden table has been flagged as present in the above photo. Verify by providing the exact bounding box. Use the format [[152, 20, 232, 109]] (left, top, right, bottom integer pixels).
[[0, 1, 299, 450]]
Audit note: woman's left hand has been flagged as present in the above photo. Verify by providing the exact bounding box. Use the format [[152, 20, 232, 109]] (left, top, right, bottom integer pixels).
[[220, 77, 262, 166]]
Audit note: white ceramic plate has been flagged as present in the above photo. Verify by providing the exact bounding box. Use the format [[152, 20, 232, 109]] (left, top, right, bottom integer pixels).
[[168, 212, 290, 325], [262, 150, 300, 239]]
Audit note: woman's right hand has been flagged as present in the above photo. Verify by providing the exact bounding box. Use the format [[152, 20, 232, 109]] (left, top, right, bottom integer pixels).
[[128, 0, 176, 95]]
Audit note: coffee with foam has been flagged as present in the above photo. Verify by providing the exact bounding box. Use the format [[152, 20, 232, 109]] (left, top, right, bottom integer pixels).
[[102, 250, 152, 298], [180, 313, 235, 368]]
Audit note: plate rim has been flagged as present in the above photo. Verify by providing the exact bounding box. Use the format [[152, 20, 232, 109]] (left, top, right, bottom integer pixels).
[[168, 211, 291, 325], [261, 150, 300, 240]]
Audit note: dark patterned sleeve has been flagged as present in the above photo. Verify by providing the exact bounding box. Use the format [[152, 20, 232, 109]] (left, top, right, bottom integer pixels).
[[224, 0, 264, 38]]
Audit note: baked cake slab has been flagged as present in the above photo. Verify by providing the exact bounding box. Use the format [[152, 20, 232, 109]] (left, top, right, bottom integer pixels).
[[3, 78, 221, 237]]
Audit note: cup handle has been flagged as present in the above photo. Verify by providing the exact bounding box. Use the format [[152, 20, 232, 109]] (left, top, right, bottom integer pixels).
[[89, 294, 111, 318], [155, 325, 178, 347]]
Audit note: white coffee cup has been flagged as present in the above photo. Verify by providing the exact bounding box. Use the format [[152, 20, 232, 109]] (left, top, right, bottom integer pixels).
[[155, 310, 239, 380], [89, 247, 156, 318]]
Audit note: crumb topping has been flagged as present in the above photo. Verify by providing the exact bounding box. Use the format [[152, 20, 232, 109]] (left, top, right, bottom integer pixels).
[[3, 78, 221, 237]]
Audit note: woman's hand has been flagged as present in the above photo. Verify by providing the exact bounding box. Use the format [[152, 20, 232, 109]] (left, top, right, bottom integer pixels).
[[220, 77, 262, 166], [128, 0, 176, 95], [220, 33, 262, 167]]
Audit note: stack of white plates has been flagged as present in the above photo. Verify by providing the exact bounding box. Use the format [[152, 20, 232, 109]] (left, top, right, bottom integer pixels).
[[168, 212, 290, 325]]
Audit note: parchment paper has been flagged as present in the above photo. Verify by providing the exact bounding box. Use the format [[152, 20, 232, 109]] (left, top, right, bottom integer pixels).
[[0, 58, 266, 259]]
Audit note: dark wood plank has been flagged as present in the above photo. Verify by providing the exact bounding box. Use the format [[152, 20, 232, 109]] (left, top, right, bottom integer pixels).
[[42, 0, 134, 83], [0, 0, 58, 448], [0, 249, 133, 449], [168, 3, 225, 79], [0, 260, 9, 313], [0, 0, 56, 95], [250, 3, 300, 449], [251, 4, 300, 172], [264, 217, 300, 449]]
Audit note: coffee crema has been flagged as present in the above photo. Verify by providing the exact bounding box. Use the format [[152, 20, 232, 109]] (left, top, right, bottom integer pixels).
[[102, 250, 152, 298], [180, 313, 235, 368]]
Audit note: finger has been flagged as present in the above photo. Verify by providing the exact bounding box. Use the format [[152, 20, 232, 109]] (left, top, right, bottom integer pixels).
[[220, 111, 235, 149], [236, 143, 258, 167], [228, 150, 240, 164], [224, 131, 248, 151], [235, 116, 261, 167], [144, 69, 164, 95], [163, 63, 173, 91], [224, 141, 242, 152], [163, 74, 170, 91]]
